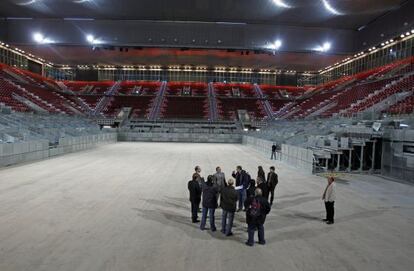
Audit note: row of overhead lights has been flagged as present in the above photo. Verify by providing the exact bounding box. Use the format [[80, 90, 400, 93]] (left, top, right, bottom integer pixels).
[[60, 65, 302, 74], [32, 31, 333, 55], [319, 29, 414, 74], [0, 40, 46, 63], [265, 39, 332, 53], [400, 30, 414, 38]]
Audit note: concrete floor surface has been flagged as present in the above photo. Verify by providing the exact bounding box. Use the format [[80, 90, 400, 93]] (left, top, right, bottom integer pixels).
[[0, 142, 413, 271]]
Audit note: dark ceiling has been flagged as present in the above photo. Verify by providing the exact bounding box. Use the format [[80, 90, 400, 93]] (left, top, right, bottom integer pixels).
[[0, 0, 405, 29], [15, 45, 349, 71], [0, 0, 412, 70]]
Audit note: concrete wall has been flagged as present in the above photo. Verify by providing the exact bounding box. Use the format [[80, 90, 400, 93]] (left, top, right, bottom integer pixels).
[[0, 133, 117, 167], [242, 135, 314, 174], [118, 132, 242, 143]]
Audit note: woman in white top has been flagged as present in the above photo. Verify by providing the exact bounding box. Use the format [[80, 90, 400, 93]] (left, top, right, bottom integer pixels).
[[322, 176, 336, 224]]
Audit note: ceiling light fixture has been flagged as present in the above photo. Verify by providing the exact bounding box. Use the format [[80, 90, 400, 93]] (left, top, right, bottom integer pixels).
[[273, 0, 291, 8], [266, 39, 282, 50], [322, 0, 343, 15], [315, 42, 331, 52], [33, 32, 44, 43]]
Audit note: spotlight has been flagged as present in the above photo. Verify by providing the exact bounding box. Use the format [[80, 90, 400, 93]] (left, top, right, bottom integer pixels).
[[272, 0, 291, 8], [33, 32, 44, 43], [266, 40, 282, 50], [323, 42, 331, 51], [274, 40, 282, 49], [401, 34, 405, 38], [322, 0, 343, 15], [86, 34, 95, 43]]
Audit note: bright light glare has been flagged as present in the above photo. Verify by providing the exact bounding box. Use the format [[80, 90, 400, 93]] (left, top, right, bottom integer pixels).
[[33, 32, 44, 43], [86, 34, 95, 43], [275, 40, 282, 48], [322, 0, 343, 15], [323, 42, 331, 51], [267, 40, 282, 50], [86, 34, 102, 44], [315, 42, 331, 52], [273, 0, 291, 8]]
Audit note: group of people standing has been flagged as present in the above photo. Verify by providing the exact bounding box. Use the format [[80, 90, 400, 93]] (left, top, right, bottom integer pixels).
[[187, 165, 279, 246], [188, 164, 337, 247]]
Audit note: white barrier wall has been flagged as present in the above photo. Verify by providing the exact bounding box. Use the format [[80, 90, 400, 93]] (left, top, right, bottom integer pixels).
[[281, 144, 314, 174], [118, 132, 242, 143], [0, 133, 117, 167], [0, 140, 49, 167], [242, 135, 314, 174]]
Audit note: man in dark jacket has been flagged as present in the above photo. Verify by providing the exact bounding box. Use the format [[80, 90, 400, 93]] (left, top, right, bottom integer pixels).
[[188, 173, 202, 223], [271, 143, 277, 160], [244, 188, 271, 246], [232, 166, 250, 211], [200, 175, 218, 231], [267, 166, 279, 205], [220, 178, 238, 236], [257, 177, 269, 200]]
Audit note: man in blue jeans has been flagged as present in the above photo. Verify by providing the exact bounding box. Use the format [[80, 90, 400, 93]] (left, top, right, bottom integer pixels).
[[244, 188, 271, 246], [220, 178, 238, 236], [200, 175, 218, 231], [232, 166, 250, 212]]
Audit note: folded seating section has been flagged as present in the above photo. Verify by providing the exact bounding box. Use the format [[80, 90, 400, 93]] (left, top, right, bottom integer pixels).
[[216, 98, 265, 121], [103, 96, 155, 118], [118, 81, 161, 95], [213, 83, 256, 97], [166, 82, 208, 96], [160, 96, 208, 119]]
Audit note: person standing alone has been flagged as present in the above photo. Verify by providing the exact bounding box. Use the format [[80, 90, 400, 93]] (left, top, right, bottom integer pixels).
[[322, 177, 336, 225], [188, 173, 202, 223], [271, 143, 277, 160]]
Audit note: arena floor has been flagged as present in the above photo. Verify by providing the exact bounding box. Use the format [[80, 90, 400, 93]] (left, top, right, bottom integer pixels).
[[0, 142, 413, 271]]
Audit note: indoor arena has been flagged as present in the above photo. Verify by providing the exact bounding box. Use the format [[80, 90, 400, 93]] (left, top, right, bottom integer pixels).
[[0, 1, 414, 271]]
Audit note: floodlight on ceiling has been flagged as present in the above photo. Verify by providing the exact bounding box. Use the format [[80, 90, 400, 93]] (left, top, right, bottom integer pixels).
[[32, 32, 53, 44], [323, 42, 331, 51], [33, 32, 44, 43], [86, 34, 95, 43], [314, 42, 331, 52], [86, 34, 101, 44], [266, 40, 282, 50], [321, 0, 343, 15], [272, 0, 291, 8], [16, 0, 38, 6]]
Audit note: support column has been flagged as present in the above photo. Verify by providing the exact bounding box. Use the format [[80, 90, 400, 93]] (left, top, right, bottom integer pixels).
[[359, 145, 364, 171], [325, 158, 329, 170], [336, 154, 341, 171], [371, 141, 376, 171], [348, 149, 352, 172]]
